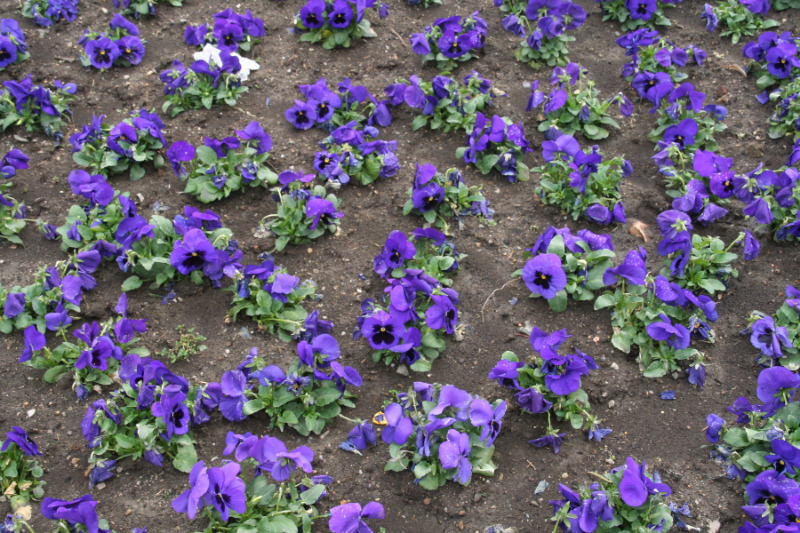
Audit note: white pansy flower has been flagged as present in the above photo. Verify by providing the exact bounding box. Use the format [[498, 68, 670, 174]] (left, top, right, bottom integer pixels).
[[192, 44, 259, 82]]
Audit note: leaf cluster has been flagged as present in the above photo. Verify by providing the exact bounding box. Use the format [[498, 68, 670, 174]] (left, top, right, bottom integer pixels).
[[0, 444, 45, 512], [597, 0, 675, 30], [87, 381, 203, 473], [711, 0, 779, 44], [295, 1, 377, 49], [72, 113, 165, 181], [180, 139, 277, 203], [403, 167, 491, 234], [265, 184, 342, 252], [0, 79, 75, 138], [228, 268, 316, 342], [660, 233, 739, 295], [595, 280, 710, 378], [384, 383, 499, 490], [242, 358, 358, 436], [517, 233, 616, 312], [534, 150, 628, 222]]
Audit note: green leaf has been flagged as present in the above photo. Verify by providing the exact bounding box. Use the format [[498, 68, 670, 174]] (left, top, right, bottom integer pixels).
[[172, 442, 198, 473], [195, 145, 218, 166], [263, 514, 298, 533], [42, 365, 69, 383], [121, 276, 142, 292], [130, 165, 146, 181], [299, 484, 325, 506], [313, 386, 342, 407], [243, 399, 265, 416], [594, 293, 615, 310], [411, 115, 428, 131], [548, 290, 568, 313]]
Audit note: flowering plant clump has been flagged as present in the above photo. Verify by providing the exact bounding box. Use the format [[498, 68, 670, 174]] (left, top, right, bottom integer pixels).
[[20, 294, 148, 400], [0, 148, 30, 245], [293, 0, 382, 49], [490, 326, 608, 453], [746, 285, 800, 368], [173, 436, 331, 531], [534, 133, 630, 224], [53, 176, 242, 291], [228, 253, 319, 341], [263, 173, 343, 251], [184, 8, 264, 53], [527, 63, 632, 140], [285, 77, 392, 131], [83, 354, 211, 475], [658, 229, 741, 295], [617, 28, 706, 82], [594, 247, 714, 382], [409, 12, 487, 72], [550, 457, 678, 531], [0, 427, 45, 512], [166, 121, 277, 203], [0, 250, 100, 335], [702, 0, 779, 44], [0, 19, 29, 70], [765, 76, 800, 142], [704, 366, 800, 531], [353, 268, 459, 372], [403, 163, 491, 233], [373, 228, 465, 287], [744, 31, 800, 93], [384, 71, 498, 133], [381, 381, 506, 490], [596, 0, 682, 30], [653, 147, 737, 228], [516, 227, 616, 312], [113, 0, 182, 18], [20, 0, 78, 27], [70, 110, 166, 181], [496, 0, 586, 68], [354, 270, 459, 372], [645, 82, 728, 155], [230, 339, 361, 435], [315, 121, 399, 186], [159, 44, 258, 117], [457, 112, 532, 182], [78, 14, 145, 70], [382, 382, 503, 489], [724, 161, 800, 242], [0, 75, 76, 139]]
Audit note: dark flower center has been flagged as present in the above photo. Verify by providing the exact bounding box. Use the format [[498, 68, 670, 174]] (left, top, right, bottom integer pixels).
[[183, 251, 206, 270], [637, 2, 648, 13], [0, 49, 9, 60], [307, 13, 319, 23], [225, 34, 234, 45], [675, 135, 684, 144], [126, 48, 132, 54], [334, 13, 346, 24], [446, 308, 455, 322], [450, 42, 460, 52], [423, 195, 438, 210], [100, 50, 106, 56], [373, 324, 395, 345], [390, 251, 400, 263], [534, 272, 552, 290]]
